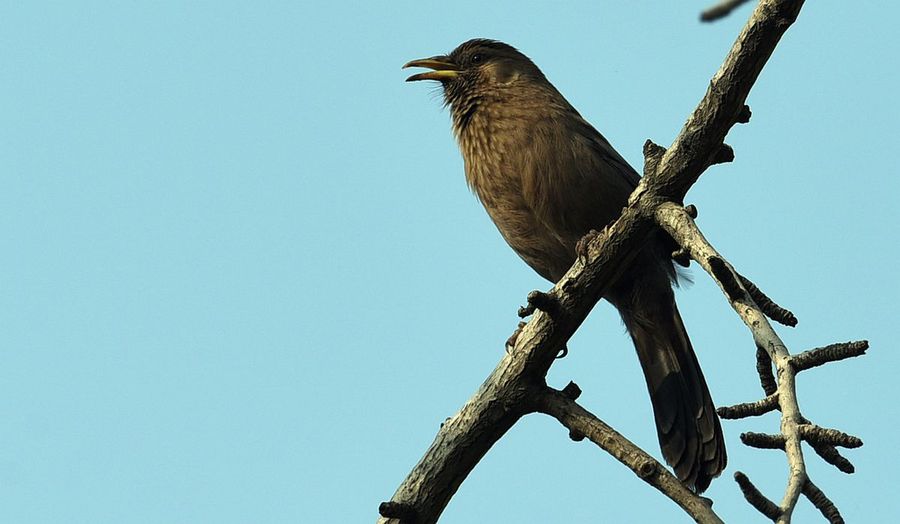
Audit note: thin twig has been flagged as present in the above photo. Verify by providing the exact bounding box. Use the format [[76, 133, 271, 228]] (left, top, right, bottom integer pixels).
[[756, 346, 778, 396], [738, 273, 798, 327], [718, 394, 779, 419], [734, 472, 782, 521], [802, 479, 845, 524], [792, 341, 868, 372], [808, 441, 855, 474], [536, 387, 724, 523], [741, 432, 785, 449], [701, 0, 753, 22], [799, 425, 863, 449]]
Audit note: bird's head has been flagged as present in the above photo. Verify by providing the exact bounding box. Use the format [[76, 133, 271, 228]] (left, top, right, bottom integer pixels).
[[404, 39, 547, 117]]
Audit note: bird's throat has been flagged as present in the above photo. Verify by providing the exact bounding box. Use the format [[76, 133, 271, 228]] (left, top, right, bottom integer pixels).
[[449, 95, 482, 138]]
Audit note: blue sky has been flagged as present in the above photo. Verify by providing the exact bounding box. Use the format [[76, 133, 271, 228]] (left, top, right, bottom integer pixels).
[[1, 1, 897, 522]]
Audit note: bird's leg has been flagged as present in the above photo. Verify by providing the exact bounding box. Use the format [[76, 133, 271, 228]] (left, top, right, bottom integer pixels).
[[575, 227, 607, 263], [505, 321, 528, 354], [505, 322, 567, 358]]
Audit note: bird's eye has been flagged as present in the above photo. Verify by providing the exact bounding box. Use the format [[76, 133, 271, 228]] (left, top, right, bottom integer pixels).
[[471, 54, 484, 64]]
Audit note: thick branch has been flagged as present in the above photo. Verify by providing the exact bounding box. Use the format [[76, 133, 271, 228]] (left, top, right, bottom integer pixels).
[[376, 354, 534, 523], [379, 213, 661, 524], [637, 0, 806, 201]]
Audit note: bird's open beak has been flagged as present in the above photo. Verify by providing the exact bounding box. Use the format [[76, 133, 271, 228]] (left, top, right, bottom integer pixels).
[[403, 56, 459, 82]]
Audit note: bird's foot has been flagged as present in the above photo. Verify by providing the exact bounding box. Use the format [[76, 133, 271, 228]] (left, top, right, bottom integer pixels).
[[505, 322, 567, 358], [505, 321, 527, 353], [575, 227, 607, 263]]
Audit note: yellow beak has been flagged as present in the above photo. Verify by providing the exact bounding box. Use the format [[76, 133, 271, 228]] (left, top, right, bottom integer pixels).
[[403, 56, 459, 82]]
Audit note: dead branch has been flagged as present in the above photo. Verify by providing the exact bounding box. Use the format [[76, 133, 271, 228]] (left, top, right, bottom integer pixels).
[[735, 471, 782, 520], [535, 386, 724, 523], [792, 341, 868, 372], [655, 202, 865, 522], [718, 393, 779, 419], [802, 479, 844, 524]]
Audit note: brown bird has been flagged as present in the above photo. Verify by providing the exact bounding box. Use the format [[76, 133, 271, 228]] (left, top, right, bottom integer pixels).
[[404, 39, 726, 493]]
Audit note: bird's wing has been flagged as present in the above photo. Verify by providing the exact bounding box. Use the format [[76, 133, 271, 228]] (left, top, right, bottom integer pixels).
[[518, 112, 641, 251], [574, 114, 641, 189]]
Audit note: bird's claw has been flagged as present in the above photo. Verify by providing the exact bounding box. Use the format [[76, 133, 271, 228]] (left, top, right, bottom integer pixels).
[[576, 228, 606, 263], [505, 321, 527, 353]]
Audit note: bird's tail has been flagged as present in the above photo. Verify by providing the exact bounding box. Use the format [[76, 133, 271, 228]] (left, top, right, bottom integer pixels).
[[620, 292, 726, 493]]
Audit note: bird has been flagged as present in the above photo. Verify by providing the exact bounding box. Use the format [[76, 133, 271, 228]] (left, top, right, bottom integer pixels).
[[403, 39, 726, 493]]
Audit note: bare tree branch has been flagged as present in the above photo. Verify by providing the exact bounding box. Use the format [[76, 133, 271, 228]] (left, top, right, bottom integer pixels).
[[802, 479, 845, 524], [535, 386, 724, 523], [756, 345, 778, 396], [718, 393, 779, 419], [792, 341, 868, 372], [631, 0, 806, 202], [799, 425, 863, 449], [737, 273, 798, 327], [735, 471, 782, 521], [656, 203, 812, 521], [808, 441, 855, 474], [655, 201, 864, 521], [741, 431, 786, 450]]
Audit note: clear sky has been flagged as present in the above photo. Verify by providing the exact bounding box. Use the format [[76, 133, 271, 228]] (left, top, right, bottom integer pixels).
[[2, 1, 897, 523]]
